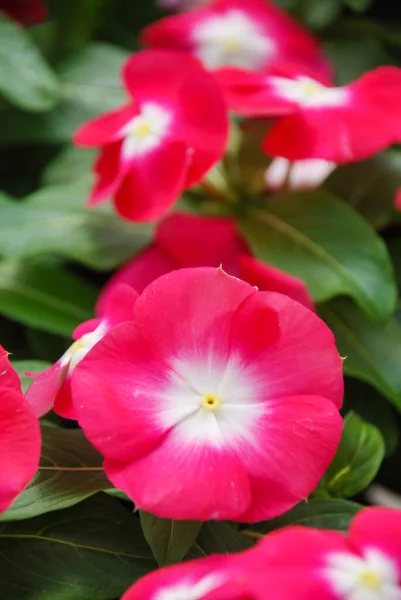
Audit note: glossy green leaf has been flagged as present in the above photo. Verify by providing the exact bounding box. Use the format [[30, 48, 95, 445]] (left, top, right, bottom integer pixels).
[[0, 427, 110, 521], [0, 495, 156, 600], [301, 0, 342, 29], [0, 43, 128, 144], [11, 360, 52, 393], [0, 14, 59, 112], [251, 499, 361, 535], [0, 259, 97, 336], [0, 186, 152, 270], [188, 522, 253, 559], [240, 192, 396, 319], [345, 0, 373, 12], [320, 298, 401, 410], [324, 412, 385, 498], [140, 512, 202, 566]]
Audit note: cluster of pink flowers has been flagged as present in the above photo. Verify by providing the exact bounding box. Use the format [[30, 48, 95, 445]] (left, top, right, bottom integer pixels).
[[122, 507, 401, 600]]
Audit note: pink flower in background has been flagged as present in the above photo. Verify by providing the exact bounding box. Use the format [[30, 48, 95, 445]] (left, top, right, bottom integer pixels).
[[141, 0, 331, 79], [97, 212, 314, 314], [25, 285, 137, 420], [265, 157, 336, 191], [73, 267, 343, 522], [218, 64, 401, 163], [394, 189, 401, 212], [0, 0, 47, 24], [241, 508, 401, 600], [74, 49, 228, 222], [122, 553, 250, 600], [0, 346, 40, 513]]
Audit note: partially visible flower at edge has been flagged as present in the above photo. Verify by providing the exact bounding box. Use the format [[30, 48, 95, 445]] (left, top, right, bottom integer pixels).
[[0, 0, 47, 25], [96, 211, 314, 315], [0, 346, 41, 513]]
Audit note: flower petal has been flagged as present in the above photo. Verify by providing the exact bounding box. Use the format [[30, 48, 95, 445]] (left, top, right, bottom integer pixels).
[[73, 104, 139, 147]]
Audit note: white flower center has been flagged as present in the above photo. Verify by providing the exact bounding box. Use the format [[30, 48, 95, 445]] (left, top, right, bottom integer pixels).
[[325, 548, 401, 600], [157, 354, 263, 445], [192, 10, 275, 70], [60, 325, 106, 376], [270, 75, 349, 108], [121, 103, 172, 158], [154, 575, 222, 600]]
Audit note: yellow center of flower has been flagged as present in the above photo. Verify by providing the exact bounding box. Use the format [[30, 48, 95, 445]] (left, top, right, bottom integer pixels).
[[201, 394, 221, 412], [135, 121, 152, 138], [359, 571, 381, 589], [69, 338, 85, 353], [222, 35, 240, 54], [301, 80, 323, 97]]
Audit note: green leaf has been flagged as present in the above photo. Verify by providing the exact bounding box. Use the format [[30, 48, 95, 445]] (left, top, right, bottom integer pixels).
[[0, 186, 152, 270], [320, 298, 401, 411], [0, 43, 128, 144], [251, 499, 361, 535], [325, 151, 401, 230], [188, 522, 253, 559], [0, 495, 156, 600], [239, 192, 396, 319], [43, 145, 96, 186], [344, 0, 373, 12], [0, 427, 110, 521], [0, 14, 59, 112], [11, 360, 52, 393], [301, 0, 342, 30], [324, 412, 385, 498], [140, 512, 202, 566], [0, 259, 97, 336]]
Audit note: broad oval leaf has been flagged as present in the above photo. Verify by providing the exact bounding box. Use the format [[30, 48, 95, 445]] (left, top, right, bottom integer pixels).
[[140, 512, 202, 566], [0, 427, 110, 521], [0, 259, 97, 336], [251, 499, 361, 535], [0, 14, 59, 112], [0, 186, 152, 270], [187, 522, 253, 559], [0, 495, 156, 600], [324, 412, 385, 498], [0, 43, 128, 144], [320, 298, 401, 411], [240, 191, 396, 319]]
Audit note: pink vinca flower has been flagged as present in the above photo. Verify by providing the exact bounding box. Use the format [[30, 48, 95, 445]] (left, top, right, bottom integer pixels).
[[73, 49, 228, 222], [0, 0, 47, 24], [217, 64, 401, 163], [0, 346, 40, 513], [25, 284, 138, 420], [141, 0, 331, 80], [243, 507, 401, 600], [96, 211, 314, 314], [265, 157, 336, 191], [394, 189, 401, 212], [122, 553, 252, 600], [72, 267, 343, 522]]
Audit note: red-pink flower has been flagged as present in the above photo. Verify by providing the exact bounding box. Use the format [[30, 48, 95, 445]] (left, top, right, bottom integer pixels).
[[394, 189, 401, 212], [217, 64, 401, 163], [25, 284, 138, 420], [0, 0, 47, 24], [72, 267, 343, 522], [141, 0, 331, 80], [122, 553, 250, 600], [97, 212, 314, 314], [242, 508, 401, 600], [0, 346, 40, 513], [73, 49, 228, 222]]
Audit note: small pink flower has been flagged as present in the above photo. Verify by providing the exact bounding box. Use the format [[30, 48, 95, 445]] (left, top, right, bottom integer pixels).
[[242, 508, 401, 600], [217, 64, 401, 163], [394, 189, 401, 212], [142, 0, 331, 80], [0, 0, 47, 24], [73, 49, 229, 222], [96, 212, 314, 314], [25, 284, 138, 420], [122, 553, 250, 600], [72, 267, 343, 522], [0, 346, 40, 513]]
